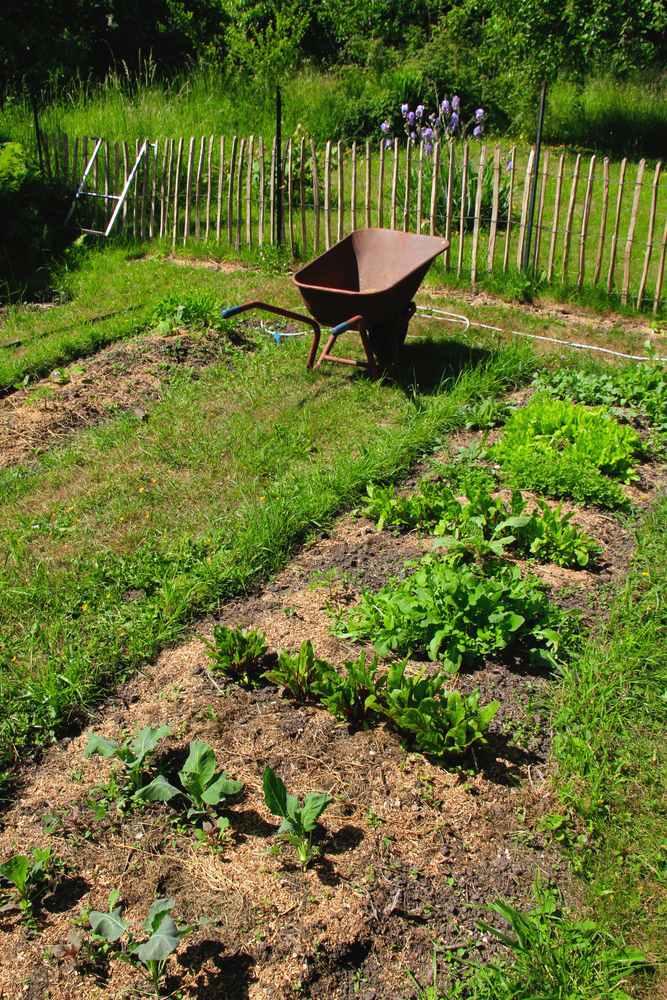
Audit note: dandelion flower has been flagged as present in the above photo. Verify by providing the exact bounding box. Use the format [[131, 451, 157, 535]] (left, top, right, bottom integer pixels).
[[82, 604, 88, 611], [139, 487, 144, 493], [120, 517, 124, 521]]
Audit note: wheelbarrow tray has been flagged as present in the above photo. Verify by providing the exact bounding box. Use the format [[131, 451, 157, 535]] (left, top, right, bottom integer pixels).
[[293, 228, 448, 328]]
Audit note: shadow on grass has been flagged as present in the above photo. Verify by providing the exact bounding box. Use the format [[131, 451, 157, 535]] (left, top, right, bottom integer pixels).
[[392, 337, 493, 395]]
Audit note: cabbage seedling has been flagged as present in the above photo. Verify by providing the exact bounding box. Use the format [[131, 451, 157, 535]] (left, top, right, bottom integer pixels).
[[0, 847, 53, 916], [262, 766, 332, 869], [178, 740, 244, 819], [89, 894, 206, 997], [84, 723, 179, 807]]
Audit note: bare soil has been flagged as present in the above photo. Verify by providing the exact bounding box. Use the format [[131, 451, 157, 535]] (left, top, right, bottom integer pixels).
[[0, 444, 651, 1000]]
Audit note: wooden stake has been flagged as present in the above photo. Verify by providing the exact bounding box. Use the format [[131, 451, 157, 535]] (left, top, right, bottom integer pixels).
[[430, 140, 440, 238], [416, 140, 424, 234], [351, 140, 357, 232], [365, 140, 371, 228], [653, 205, 667, 314], [104, 140, 110, 229], [457, 142, 469, 278], [487, 145, 500, 272], [403, 139, 412, 232], [532, 148, 550, 270], [172, 136, 183, 247], [287, 137, 294, 256], [337, 140, 344, 243], [52, 134, 59, 183], [311, 139, 320, 253], [561, 153, 581, 284], [517, 149, 535, 270], [445, 142, 454, 269], [216, 136, 224, 243], [132, 138, 139, 236], [577, 155, 596, 290], [270, 135, 276, 245], [94, 141, 100, 230], [503, 147, 516, 273], [547, 154, 564, 283], [195, 134, 205, 240], [324, 140, 332, 250], [140, 138, 149, 238], [300, 137, 307, 251], [622, 158, 647, 305], [149, 139, 158, 238], [163, 139, 173, 239], [246, 134, 254, 248], [377, 140, 385, 228], [183, 136, 195, 245], [258, 136, 265, 246], [593, 157, 610, 286], [72, 136, 79, 189], [227, 135, 238, 246], [205, 134, 213, 241], [638, 160, 662, 307], [607, 158, 627, 293], [471, 145, 486, 284], [63, 134, 69, 188], [113, 141, 120, 235], [235, 137, 245, 252], [121, 139, 129, 235], [391, 138, 399, 230]]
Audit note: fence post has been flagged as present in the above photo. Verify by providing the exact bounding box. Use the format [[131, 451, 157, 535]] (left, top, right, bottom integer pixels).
[[416, 140, 424, 234], [258, 137, 265, 246], [337, 140, 344, 243], [593, 158, 610, 286], [430, 140, 440, 238], [561, 153, 581, 284], [445, 142, 454, 269], [72, 136, 79, 190], [235, 137, 245, 252], [287, 137, 294, 255], [324, 140, 332, 250], [227, 135, 238, 246], [246, 134, 254, 248], [194, 135, 204, 239], [172, 136, 183, 246], [183, 136, 195, 245], [577, 155, 596, 290], [311, 139, 320, 253], [216, 136, 224, 243], [547, 154, 564, 282], [377, 140, 385, 228], [607, 158, 627, 293], [365, 140, 371, 228], [300, 137, 307, 251], [113, 141, 120, 235], [391, 138, 399, 230], [487, 145, 500, 272], [517, 149, 535, 270], [205, 134, 214, 241], [653, 205, 667, 314], [403, 139, 412, 233], [503, 147, 515, 273], [638, 161, 662, 307], [621, 158, 647, 305], [163, 138, 174, 240], [270, 136, 276, 245], [471, 145, 486, 284], [457, 142, 469, 278], [532, 148, 550, 270], [149, 139, 158, 239]]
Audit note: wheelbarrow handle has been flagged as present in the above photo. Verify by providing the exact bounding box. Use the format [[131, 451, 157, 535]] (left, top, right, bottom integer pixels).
[[329, 318, 356, 338], [219, 300, 321, 368]]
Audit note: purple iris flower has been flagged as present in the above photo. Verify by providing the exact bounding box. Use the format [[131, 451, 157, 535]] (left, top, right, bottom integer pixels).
[[475, 108, 485, 120], [416, 104, 425, 118], [381, 120, 390, 134], [386, 137, 392, 149], [410, 131, 417, 140], [401, 103, 409, 115], [452, 95, 460, 111], [450, 112, 459, 128], [408, 111, 415, 123], [425, 143, 433, 156], [441, 99, 450, 115], [423, 127, 433, 140], [473, 125, 482, 137]]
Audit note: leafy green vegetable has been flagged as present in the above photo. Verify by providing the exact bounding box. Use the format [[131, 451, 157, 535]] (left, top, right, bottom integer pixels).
[[198, 625, 268, 686], [460, 396, 511, 429], [89, 892, 205, 997], [0, 846, 52, 915], [262, 766, 332, 869], [312, 651, 387, 727], [502, 449, 629, 509], [262, 640, 329, 702], [177, 740, 244, 819], [334, 552, 570, 671], [84, 723, 174, 806], [380, 659, 499, 756], [492, 394, 641, 484]]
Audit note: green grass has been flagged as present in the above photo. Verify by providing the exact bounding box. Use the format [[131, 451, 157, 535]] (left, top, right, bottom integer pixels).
[[552, 497, 667, 968]]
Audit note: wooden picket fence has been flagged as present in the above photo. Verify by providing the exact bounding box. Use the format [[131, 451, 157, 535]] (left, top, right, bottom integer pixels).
[[44, 130, 667, 313]]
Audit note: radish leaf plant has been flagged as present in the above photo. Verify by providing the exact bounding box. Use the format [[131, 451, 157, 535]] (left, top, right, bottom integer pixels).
[[198, 625, 267, 686], [263, 640, 329, 702], [312, 651, 387, 727]]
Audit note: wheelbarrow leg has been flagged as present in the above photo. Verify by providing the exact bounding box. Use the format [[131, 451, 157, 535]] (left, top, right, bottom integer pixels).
[[389, 302, 417, 377], [312, 315, 381, 381]]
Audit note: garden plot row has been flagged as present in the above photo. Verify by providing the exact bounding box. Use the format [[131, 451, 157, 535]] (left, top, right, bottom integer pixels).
[[1, 371, 664, 999]]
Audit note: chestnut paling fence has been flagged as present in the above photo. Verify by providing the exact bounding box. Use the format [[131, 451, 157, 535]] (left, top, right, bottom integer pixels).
[[46, 129, 667, 313]]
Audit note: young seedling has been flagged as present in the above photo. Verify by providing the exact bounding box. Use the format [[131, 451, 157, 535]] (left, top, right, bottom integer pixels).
[[177, 740, 244, 820], [0, 846, 53, 916], [313, 651, 387, 727], [89, 892, 207, 998], [262, 640, 330, 702], [198, 625, 268, 685], [84, 723, 179, 808], [262, 766, 332, 869]]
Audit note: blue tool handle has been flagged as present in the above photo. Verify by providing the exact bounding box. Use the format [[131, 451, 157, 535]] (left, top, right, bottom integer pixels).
[[220, 305, 244, 319], [330, 319, 354, 338]]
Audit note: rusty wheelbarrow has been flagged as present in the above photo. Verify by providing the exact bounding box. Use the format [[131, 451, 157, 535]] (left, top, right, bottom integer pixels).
[[220, 229, 448, 380]]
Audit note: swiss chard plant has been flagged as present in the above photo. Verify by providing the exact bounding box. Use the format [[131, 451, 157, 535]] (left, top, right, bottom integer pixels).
[[0, 847, 53, 917], [262, 766, 332, 869], [89, 891, 206, 997], [84, 723, 179, 808], [381, 659, 499, 756], [262, 640, 330, 702], [198, 625, 268, 686], [177, 740, 244, 820], [312, 651, 387, 727], [333, 551, 570, 671]]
